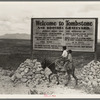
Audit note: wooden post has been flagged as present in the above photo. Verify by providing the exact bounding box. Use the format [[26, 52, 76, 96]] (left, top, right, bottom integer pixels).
[[31, 18, 33, 60], [94, 18, 98, 62]]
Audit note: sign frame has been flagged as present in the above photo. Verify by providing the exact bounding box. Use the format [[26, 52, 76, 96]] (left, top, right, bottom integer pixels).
[[31, 18, 98, 56]]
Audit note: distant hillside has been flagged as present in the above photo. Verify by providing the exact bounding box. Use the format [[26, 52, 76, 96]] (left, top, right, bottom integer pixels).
[[0, 33, 30, 40], [0, 34, 100, 42]]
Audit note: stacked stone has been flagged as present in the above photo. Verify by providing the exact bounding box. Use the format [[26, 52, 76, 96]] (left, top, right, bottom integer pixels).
[[0, 67, 14, 76], [80, 60, 100, 89], [11, 59, 47, 86]]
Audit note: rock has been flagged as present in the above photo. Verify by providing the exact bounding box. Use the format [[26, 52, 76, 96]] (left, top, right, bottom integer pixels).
[[21, 78, 28, 83], [24, 68, 29, 73], [20, 67, 25, 71], [90, 63, 94, 68], [24, 59, 32, 64], [35, 79, 39, 85], [32, 59, 37, 63], [25, 65, 30, 68], [27, 75, 32, 79], [35, 71, 41, 74], [87, 81, 92, 86], [16, 69, 21, 74], [35, 62, 41, 67], [15, 73, 22, 79], [82, 81, 87, 85], [33, 69, 36, 73], [9, 70, 14, 77], [80, 60, 100, 93], [21, 72, 25, 76], [96, 75, 100, 79], [36, 67, 43, 72], [42, 77, 46, 80], [93, 65, 98, 70], [41, 70, 45, 74], [10, 58, 56, 87], [29, 89, 38, 94], [83, 65, 87, 68], [7, 71, 12, 76], [98, 82, 100, 86], [29, 63, 35, 67], [97, 79, 100, 83], [26, 71, 33, 76], [91, 67, 95, 73], [32, 77, 36, 82], [82, 71, 86, 75], [11, 75, 16, 81], [41, 74, 45, 78], [19, 63, 25, 68], [35, 74, 42, 79], [26, 79, 31, 85], [31, 74, 35, 78], [22, 75, 27, 78], [1, 70, 7, 76], [92, 81, 98, 87], [89, 71, 93, 75], [37, 63, 42, 67]]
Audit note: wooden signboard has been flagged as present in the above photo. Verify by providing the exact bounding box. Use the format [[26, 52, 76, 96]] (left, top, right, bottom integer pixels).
[[31, 18, 98, 53]]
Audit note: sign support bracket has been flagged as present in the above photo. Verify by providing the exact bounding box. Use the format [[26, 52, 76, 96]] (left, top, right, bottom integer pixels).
[[31, 18, 33, 60], [94, 18, 98, 63]]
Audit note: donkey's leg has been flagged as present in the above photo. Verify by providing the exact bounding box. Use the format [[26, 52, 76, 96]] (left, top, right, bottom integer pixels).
[[13, 79, 21, 87], [65, 72, 71, 86], [72, 69, 78, 85], [48, 73, 53, 83], [55, 74, 59, 85]]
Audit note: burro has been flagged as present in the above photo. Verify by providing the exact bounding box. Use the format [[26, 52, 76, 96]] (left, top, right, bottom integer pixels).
[[66, 20, 93, 26], [36, 20, 57, 26]]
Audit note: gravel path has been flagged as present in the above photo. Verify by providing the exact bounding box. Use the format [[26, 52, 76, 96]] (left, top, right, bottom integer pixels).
[[0, 75, 29, 94], [0, 73, 88, 96]]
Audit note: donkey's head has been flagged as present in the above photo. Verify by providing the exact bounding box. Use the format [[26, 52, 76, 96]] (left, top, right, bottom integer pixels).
[[41, 58, 47, 69], [41, 58, 52, 69]]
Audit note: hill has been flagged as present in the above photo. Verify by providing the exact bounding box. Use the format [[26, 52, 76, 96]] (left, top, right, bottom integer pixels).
[[0, 33, 30, 40]]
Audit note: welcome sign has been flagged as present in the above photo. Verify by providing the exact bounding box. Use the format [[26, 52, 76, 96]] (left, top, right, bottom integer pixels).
[[31, 18, 98, 52]]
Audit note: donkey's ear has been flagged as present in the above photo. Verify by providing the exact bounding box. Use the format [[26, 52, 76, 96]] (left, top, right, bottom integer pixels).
[[40, 61, 42, 63], [44, 58, 46, 60]]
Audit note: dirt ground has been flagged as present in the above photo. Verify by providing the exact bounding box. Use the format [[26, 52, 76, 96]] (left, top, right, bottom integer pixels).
[[0, 72, 87, 95]]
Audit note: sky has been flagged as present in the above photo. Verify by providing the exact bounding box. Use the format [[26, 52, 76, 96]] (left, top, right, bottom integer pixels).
[[0, 1, 100, 39]]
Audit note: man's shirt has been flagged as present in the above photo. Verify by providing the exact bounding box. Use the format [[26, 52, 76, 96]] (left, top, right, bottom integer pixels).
[[62, 50, 68, 58], [68, 54, 73, 62]]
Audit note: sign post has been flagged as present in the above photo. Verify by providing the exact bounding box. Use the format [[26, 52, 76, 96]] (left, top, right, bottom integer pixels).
[[31, 18, 34, 60], [94, 18, 98, 62]]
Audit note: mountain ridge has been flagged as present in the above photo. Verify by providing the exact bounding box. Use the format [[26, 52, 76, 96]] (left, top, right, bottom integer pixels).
[[0, 33, 100, 42], [0, 33, 30, 40]]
